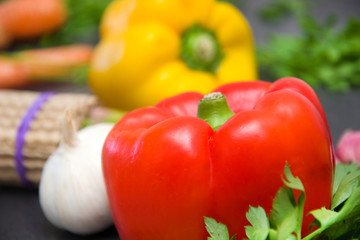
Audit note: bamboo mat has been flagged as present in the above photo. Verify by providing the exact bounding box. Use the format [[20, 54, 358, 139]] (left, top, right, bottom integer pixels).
[[0, 90, 98, 187]]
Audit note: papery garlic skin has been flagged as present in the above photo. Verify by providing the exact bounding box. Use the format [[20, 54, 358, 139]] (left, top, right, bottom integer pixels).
[[39, 120, 114, 235]]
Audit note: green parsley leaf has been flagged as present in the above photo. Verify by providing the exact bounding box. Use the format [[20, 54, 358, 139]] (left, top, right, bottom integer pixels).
[[205, 163, 360, 240], [257, 0, 360, 92], [243, 163, 305, 240], [245, 206, 270, 240], [204, 216, 234, 240], [304, 188, 360, 239], [269, 164, 304, 240], [303, 163, 360, 240], [258, 0, 310, 24], [282, 163, 305, 192], [332, 163, 360, 198], [332, 165, 360, 210]]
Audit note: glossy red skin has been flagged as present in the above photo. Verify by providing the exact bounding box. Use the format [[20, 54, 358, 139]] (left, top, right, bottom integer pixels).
[[102, 77, 334, 240]]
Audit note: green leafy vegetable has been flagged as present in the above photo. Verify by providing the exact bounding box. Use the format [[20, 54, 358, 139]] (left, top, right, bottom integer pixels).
[[39, 0, 113, 47], [332, 163, 360, 210], [259, 163, 304, 240], [204, 163, 360, 240], [204, 217, 236, 240], [245, 206, 269, 240], [257, 0, 360, 92], [305, 163, 360, 240], [258, 0, 310, 24]]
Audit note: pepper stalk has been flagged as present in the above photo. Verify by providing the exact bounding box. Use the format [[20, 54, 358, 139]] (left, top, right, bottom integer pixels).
[[197, 92, 234, 131]]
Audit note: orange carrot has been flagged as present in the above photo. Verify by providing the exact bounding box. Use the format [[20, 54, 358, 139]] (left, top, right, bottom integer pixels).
[[0, 0, 67, 48], [0, 25, 11, 48], [0, 57, 29, 88], [0, 44, 93, 88], [20, 44, 93, 79]]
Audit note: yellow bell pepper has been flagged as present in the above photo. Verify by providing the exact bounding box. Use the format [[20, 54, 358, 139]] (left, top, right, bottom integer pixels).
[[89, 0, 258, 110]]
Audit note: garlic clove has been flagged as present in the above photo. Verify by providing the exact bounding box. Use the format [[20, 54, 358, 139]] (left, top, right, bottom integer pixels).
[[39, 110, 114, 235], [61, 109, 78, 148]]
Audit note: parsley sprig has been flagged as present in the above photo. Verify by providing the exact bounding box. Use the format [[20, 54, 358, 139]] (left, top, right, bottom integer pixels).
[[257, 0, 360, 92], [205, 162, 360, 240]]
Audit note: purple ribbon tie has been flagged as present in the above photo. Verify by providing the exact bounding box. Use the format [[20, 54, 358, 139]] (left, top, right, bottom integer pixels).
[[15, 92, 54, 188]]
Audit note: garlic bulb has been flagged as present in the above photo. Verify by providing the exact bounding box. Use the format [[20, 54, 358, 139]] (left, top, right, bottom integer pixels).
[[39, 110, 114, 235]]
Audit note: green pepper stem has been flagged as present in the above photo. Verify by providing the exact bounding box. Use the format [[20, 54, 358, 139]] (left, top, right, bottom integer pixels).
[[197, 92, 235, 131], [181, 24, 224, 73]]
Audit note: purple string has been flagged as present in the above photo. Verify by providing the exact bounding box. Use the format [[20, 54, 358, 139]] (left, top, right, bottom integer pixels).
[[15, 92, 54, 188]]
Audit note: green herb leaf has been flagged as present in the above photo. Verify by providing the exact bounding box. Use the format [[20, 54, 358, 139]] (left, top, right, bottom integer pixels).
[[245, 206, 270, 240], [309, 207, 339, 229], [332, 166, 360, 210], [270, 164, 304, 240], [303, 163, 360, 239], [257, 0, 360, 91], [243, 164, 305, 240], [269, 188, 300, 240], [206, 163, 360, 240], [204, 217, 232, 240], [258, 0, 310, 24], [332, 163, 360, 197], [282, 163, 304, 192]]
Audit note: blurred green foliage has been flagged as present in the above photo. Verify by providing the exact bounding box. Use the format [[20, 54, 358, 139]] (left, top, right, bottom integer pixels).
[[258, 0, 310, 23], [39, 0, 113, 47], [257, 0, 360, 91]]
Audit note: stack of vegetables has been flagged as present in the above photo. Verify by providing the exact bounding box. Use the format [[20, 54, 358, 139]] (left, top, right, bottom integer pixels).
[[0, 0, 112, 87], [1, 0, 360, 240]]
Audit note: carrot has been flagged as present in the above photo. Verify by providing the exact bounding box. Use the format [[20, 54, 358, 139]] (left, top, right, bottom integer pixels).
[[0, 57, 29, 88], [0, 44, 93, 88], [0, 25, 11, 48], [20, 44, 93, 79], [0, 0, 67, 48]]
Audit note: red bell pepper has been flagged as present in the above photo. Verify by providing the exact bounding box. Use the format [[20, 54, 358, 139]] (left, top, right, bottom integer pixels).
[[102, 77, 334, 240]]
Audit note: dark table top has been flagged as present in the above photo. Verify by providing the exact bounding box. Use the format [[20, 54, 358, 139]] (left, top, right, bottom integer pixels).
[[1, 87, 360, 240]]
